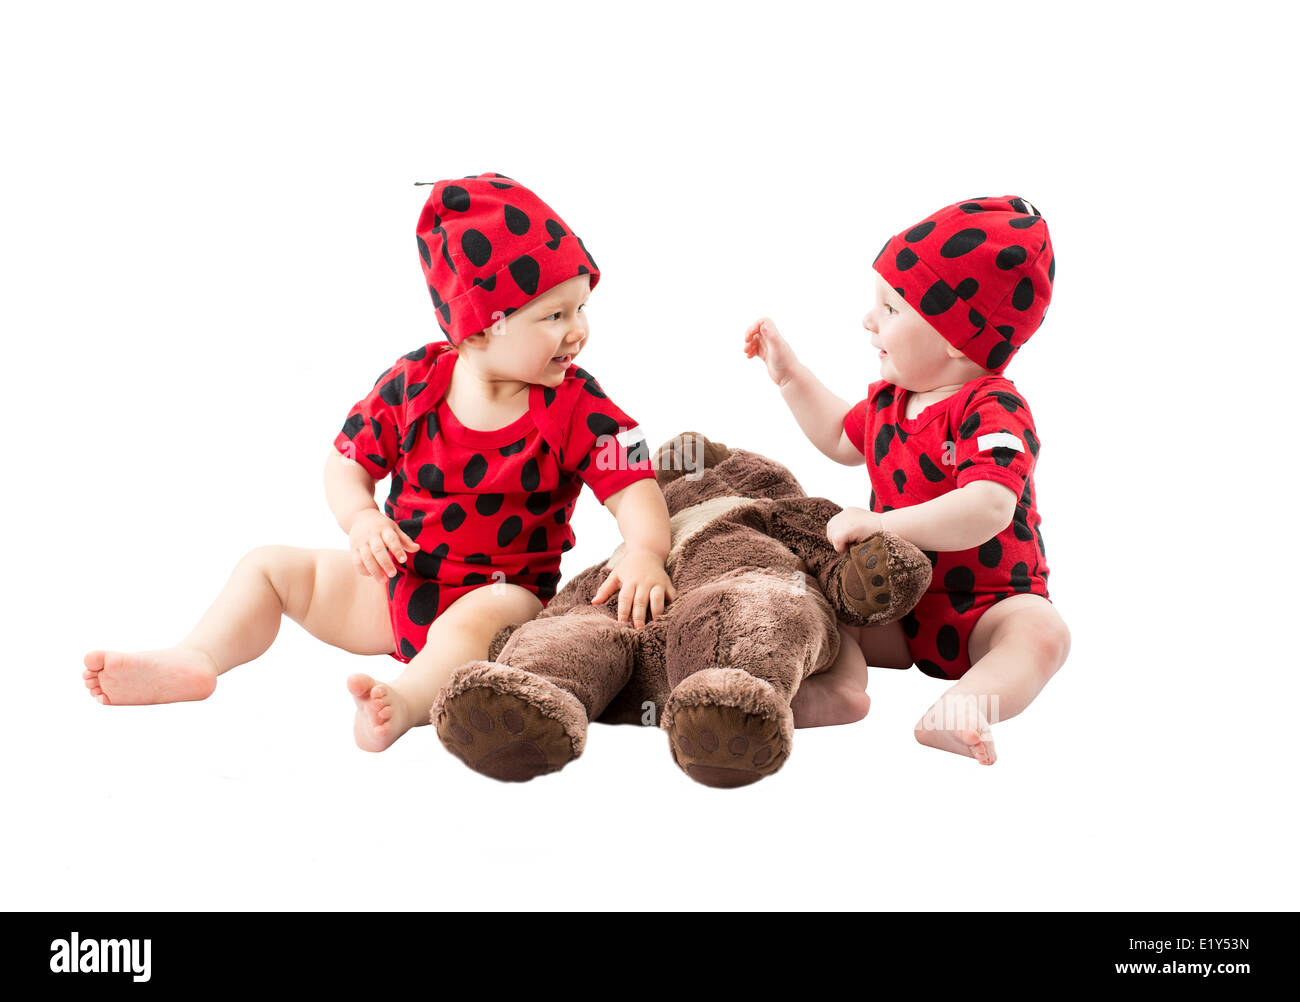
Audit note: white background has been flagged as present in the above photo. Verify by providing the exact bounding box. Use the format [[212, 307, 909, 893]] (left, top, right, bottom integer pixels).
[[3, 0, 1296, 911]]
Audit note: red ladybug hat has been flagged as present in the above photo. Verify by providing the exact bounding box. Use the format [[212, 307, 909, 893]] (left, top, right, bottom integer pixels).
[[872, 196, 1055, 372], [416, 173, 600, 345]]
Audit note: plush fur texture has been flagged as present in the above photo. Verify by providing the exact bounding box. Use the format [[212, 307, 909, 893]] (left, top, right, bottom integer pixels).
[[440, 431, 933, 787]]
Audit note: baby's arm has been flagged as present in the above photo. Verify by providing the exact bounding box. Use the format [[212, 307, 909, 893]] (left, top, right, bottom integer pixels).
[[589, 479, 675, 628], [826, 482, 1017, 553], [744, 318, 864, 467], [325, 450, 418, 580]]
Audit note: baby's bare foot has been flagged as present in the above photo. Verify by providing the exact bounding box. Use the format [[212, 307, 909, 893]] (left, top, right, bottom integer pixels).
[[347, 673, 417, 752], [791, 673, 871, 728], [82, 647, 219, 705], [913, 694, 996, 765]]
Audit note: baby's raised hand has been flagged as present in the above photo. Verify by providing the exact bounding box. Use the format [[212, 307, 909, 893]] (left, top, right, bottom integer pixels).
[[590, 549, 676, 629], [743, 317, 799, 385], [826, 507, 885, 553], [348, 508, 420, 580]]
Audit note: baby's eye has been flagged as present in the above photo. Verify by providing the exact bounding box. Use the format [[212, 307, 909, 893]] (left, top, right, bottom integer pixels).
[[578, 303, 586, 312], [544, 312, 562, 321], [884, 304, 896, 315]]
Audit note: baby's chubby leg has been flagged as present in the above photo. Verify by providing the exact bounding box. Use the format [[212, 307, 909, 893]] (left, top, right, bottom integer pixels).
[[791, 620, 913, 728], [83, 547, 394, 706], [914, 594, 1071, 766], [348, 583, 542, 752]]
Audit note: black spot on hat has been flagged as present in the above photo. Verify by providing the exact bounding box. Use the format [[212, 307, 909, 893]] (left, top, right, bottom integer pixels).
[[1012, 277, 1035, 311], [1011, 562, 1032, 592], [992, 391, 1023, 413], [893, 469, 907, 494], [905, 221, 936, 242], [1048, 255, 1055, 283], [936, 625, 961, 661], [576, 236, 598, 271], [497, 515, 523, 547], [873, 239, 890, 265], [873, 424, 895, 464], [476, 493, 504, 516], [1024, 427, 1040, 457], [896, 247, 918, 270], [959, 202, 986, 213], [919, 453, 946, 483], [525, 527, 548, 553], [1008, 197, 1028, 214], [412, 541, 448, 579], [920, 280, 958, 316], [417, 236, 431, 268], [969, 307, 986, 328], [399, 637, 418, 660], [959, 411, 981, 440], [463, 453, 488, 488], [509, 254, 540, 295], [441, 185, 470, 212], [441, 503, 466, 532], [940, 228, 987, 258], [545, 219, 567, 250], [987, 341, 1013, 370], [428, 286, 451, 326], [996, 245, 1028, 270], [520, 457, 541, 492], [461, 229, 493, 268], [472, 275, 497, 292], [407, 581, 441, 626], [1008, 215, 1041, 230], [417, 463, 446, 496], [525, 491, 551, 516], [503, 204, 531, 235], [500, 436, 526, 456], [979, 537, 1003, 568], [901, 612, 920, 638], [954, 277, 979, 300], [378, 373, 405, 406]]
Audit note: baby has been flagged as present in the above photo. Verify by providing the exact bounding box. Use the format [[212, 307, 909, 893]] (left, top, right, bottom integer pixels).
[[747, 195, 1070, 765], [84, 172, 674, 752]]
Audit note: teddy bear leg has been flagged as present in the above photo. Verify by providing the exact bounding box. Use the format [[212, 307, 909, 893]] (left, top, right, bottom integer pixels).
[[431, 612, 636, 782], [661, 569, 839, 787], [832, 531, 934, 625]]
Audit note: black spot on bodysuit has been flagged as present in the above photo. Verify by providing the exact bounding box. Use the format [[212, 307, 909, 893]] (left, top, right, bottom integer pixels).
[[520, 458, 541, 492], [525, 491, 551, 516], [893, 469, 907, 494], [958, 411, 981, 440], [497, 515, 523, 547], [936, 625, 961, 661], [1010, 562, 1032, 592], [526, 527, 548, 553], [463, 453, 488, 488], [587, 412, 620, 439], [945, 565, 976, 614], [978, 537, 1003, 568], [417, 464, 446, 496], [407, 581, 441, 626], [378, 373, 405, 407], [475, 493, 503, 516], [919, 453, 946, 482], [500, 436, 527, 456], [412, 541, 448, 579], [874, 424, 895, 464], [441, 503, 466, 532]]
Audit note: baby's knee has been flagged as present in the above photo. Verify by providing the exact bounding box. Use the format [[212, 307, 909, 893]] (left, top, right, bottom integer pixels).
[[1023, 615, 1071, 678]]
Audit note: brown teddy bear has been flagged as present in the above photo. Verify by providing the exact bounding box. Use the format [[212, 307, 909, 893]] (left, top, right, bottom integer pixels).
[[430, 432, 932, 787]]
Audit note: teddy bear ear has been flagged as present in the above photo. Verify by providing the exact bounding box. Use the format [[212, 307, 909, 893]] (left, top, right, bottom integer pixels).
[[654, 431, 732, 486]]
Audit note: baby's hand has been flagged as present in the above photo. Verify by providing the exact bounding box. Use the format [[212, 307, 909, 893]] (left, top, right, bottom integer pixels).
[[590, 549, 676, 629], [348, 508, 420, 580], [743, 317, 800, 386], [826, 507, 885, 553]]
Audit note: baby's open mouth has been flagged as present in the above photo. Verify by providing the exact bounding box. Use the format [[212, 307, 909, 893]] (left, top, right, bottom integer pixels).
[[551, 353, 573, 366]]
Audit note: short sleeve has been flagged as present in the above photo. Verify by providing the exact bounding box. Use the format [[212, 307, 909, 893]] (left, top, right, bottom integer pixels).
[[952, 384, 1039, 496], [333, 358, 408, 480], [563, 369, 656, 504], [842, 398, 870, 457]]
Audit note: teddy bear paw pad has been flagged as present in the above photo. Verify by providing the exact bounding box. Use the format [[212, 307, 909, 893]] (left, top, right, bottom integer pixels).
[[435, 685, 574, 782], [667, 702, 787, 788]]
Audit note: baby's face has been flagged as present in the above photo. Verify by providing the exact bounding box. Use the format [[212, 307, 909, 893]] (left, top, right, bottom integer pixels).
[[862, 273, 961, 390], [464, 273, 591, 386]]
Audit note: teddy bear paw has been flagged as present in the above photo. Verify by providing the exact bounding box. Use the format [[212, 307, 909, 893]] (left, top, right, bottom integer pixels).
[[662, 668, 793, 788], [836, 531, 933, 625], [431, 662, 586, 782]]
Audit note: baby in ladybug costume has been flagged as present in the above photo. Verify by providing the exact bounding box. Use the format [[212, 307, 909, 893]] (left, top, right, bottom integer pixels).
[[745, 196, 1071, 765], [84, 174, 673, 754]]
